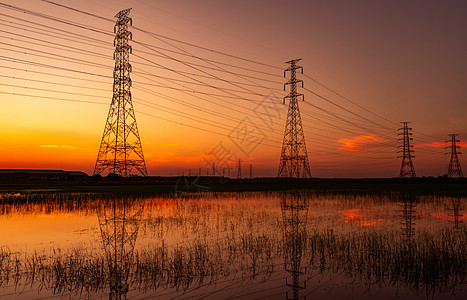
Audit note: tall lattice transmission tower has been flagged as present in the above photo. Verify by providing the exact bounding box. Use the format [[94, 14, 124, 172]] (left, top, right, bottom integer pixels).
[[398, 122, 416, 178], [446, 134, 463, 178], [278, 59, 311, 178], [94, 8, 148, 177]]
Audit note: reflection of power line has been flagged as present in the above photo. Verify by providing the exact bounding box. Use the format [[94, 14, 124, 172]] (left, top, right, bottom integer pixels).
[[281, 193, 308, 299], [98, 199, 142, 299]]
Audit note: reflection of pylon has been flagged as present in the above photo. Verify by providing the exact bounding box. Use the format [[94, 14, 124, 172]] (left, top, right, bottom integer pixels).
[[281, 193, 308, 300], [94, 8, 147, 177], [98, 199, 142, 299], [278, 59, 311, 178], [400, 195, 416, 241], [237, 159, 242, 179], [398, 122, 416, 178], [446, 134, 463, 178], [451, 198, 463, 229]]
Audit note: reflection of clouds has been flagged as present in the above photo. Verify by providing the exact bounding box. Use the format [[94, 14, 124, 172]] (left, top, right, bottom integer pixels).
[[430, 213, 466, 220], [339, 209, 383, 227]]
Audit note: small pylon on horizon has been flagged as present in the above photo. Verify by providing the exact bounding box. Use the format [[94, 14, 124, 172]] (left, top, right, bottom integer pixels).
[[446, 134, 463, 178], [237, 159, 242, 179]]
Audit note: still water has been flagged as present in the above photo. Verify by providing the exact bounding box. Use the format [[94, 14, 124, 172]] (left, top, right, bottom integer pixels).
[[0, 191, 465, 299]]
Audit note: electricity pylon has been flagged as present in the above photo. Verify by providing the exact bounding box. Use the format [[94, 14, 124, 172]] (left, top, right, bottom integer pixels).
[[237, 159, 242, 179], [278, 59, 311, 178], [398, 122, 416, 178], [446, 134, 463, 178], [98, 199, 142, 299], [281, 193, 308, 299], [94, 8, 148, 177]]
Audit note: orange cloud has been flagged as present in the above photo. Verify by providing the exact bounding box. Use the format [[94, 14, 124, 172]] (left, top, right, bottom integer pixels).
[[417, 141, 467, 148], [338, 135, 381, 152], [416, 142, 445, 148], [39, 144, 77, 149]]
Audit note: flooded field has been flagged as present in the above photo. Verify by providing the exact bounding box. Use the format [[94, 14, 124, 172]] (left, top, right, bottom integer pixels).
[[0, 191, 465, 299]]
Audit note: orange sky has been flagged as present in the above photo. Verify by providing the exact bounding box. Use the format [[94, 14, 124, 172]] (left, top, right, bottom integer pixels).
[[1, 0, 466, 177]]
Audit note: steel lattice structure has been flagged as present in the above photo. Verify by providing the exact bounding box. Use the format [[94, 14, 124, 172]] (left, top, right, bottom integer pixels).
[[98, 200, 142, 299], [237, 159, 242, 179], [446, 134, 463, 178], [281, 193, 308, 300], [278, 59, 311, 178], [400, 194, 416, 242], [451, 197, 464, 229], [398, 122, 416, 178], [94, 8, 148, 177]]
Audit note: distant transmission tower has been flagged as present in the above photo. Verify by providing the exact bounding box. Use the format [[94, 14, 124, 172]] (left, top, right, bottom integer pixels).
[[249, 164, 253, 179], [278, 59, 311, 178], [94, 8, 148, 177], [398, 122, 416, 178], [237, 159, 242, 179], [446, 134, 463, 178]]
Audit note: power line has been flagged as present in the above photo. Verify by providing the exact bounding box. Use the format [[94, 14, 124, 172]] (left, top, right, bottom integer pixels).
[[0, 91, 106, 105], [35, 0, 283, 70], [303, 72, 399, 127]]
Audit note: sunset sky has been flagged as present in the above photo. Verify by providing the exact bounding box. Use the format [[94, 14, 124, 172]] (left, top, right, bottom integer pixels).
[[0, 0, 466, 177]]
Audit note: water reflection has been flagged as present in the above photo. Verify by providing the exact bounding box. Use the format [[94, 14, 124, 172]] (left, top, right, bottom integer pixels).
[[400, 194, 416, 242], [98, 200, 142, 299], [451, 197, 464, 229], [0, 192, 465, 299], [281, 193, 308, 300]]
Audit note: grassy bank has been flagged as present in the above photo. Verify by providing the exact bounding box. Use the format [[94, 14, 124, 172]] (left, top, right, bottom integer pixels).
[[0, 177, 466, 196]]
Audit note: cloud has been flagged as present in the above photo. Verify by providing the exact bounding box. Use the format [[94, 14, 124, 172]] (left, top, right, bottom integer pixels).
[[338, 135, 381, 152], [39, 144, 77, 149], [415, 141, 445, 148], [417, 141, 467, 148]]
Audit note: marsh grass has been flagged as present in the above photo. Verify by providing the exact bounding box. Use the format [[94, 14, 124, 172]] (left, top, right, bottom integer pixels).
[[0, 191, 465, 298], [0, 226, 465, 298]]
